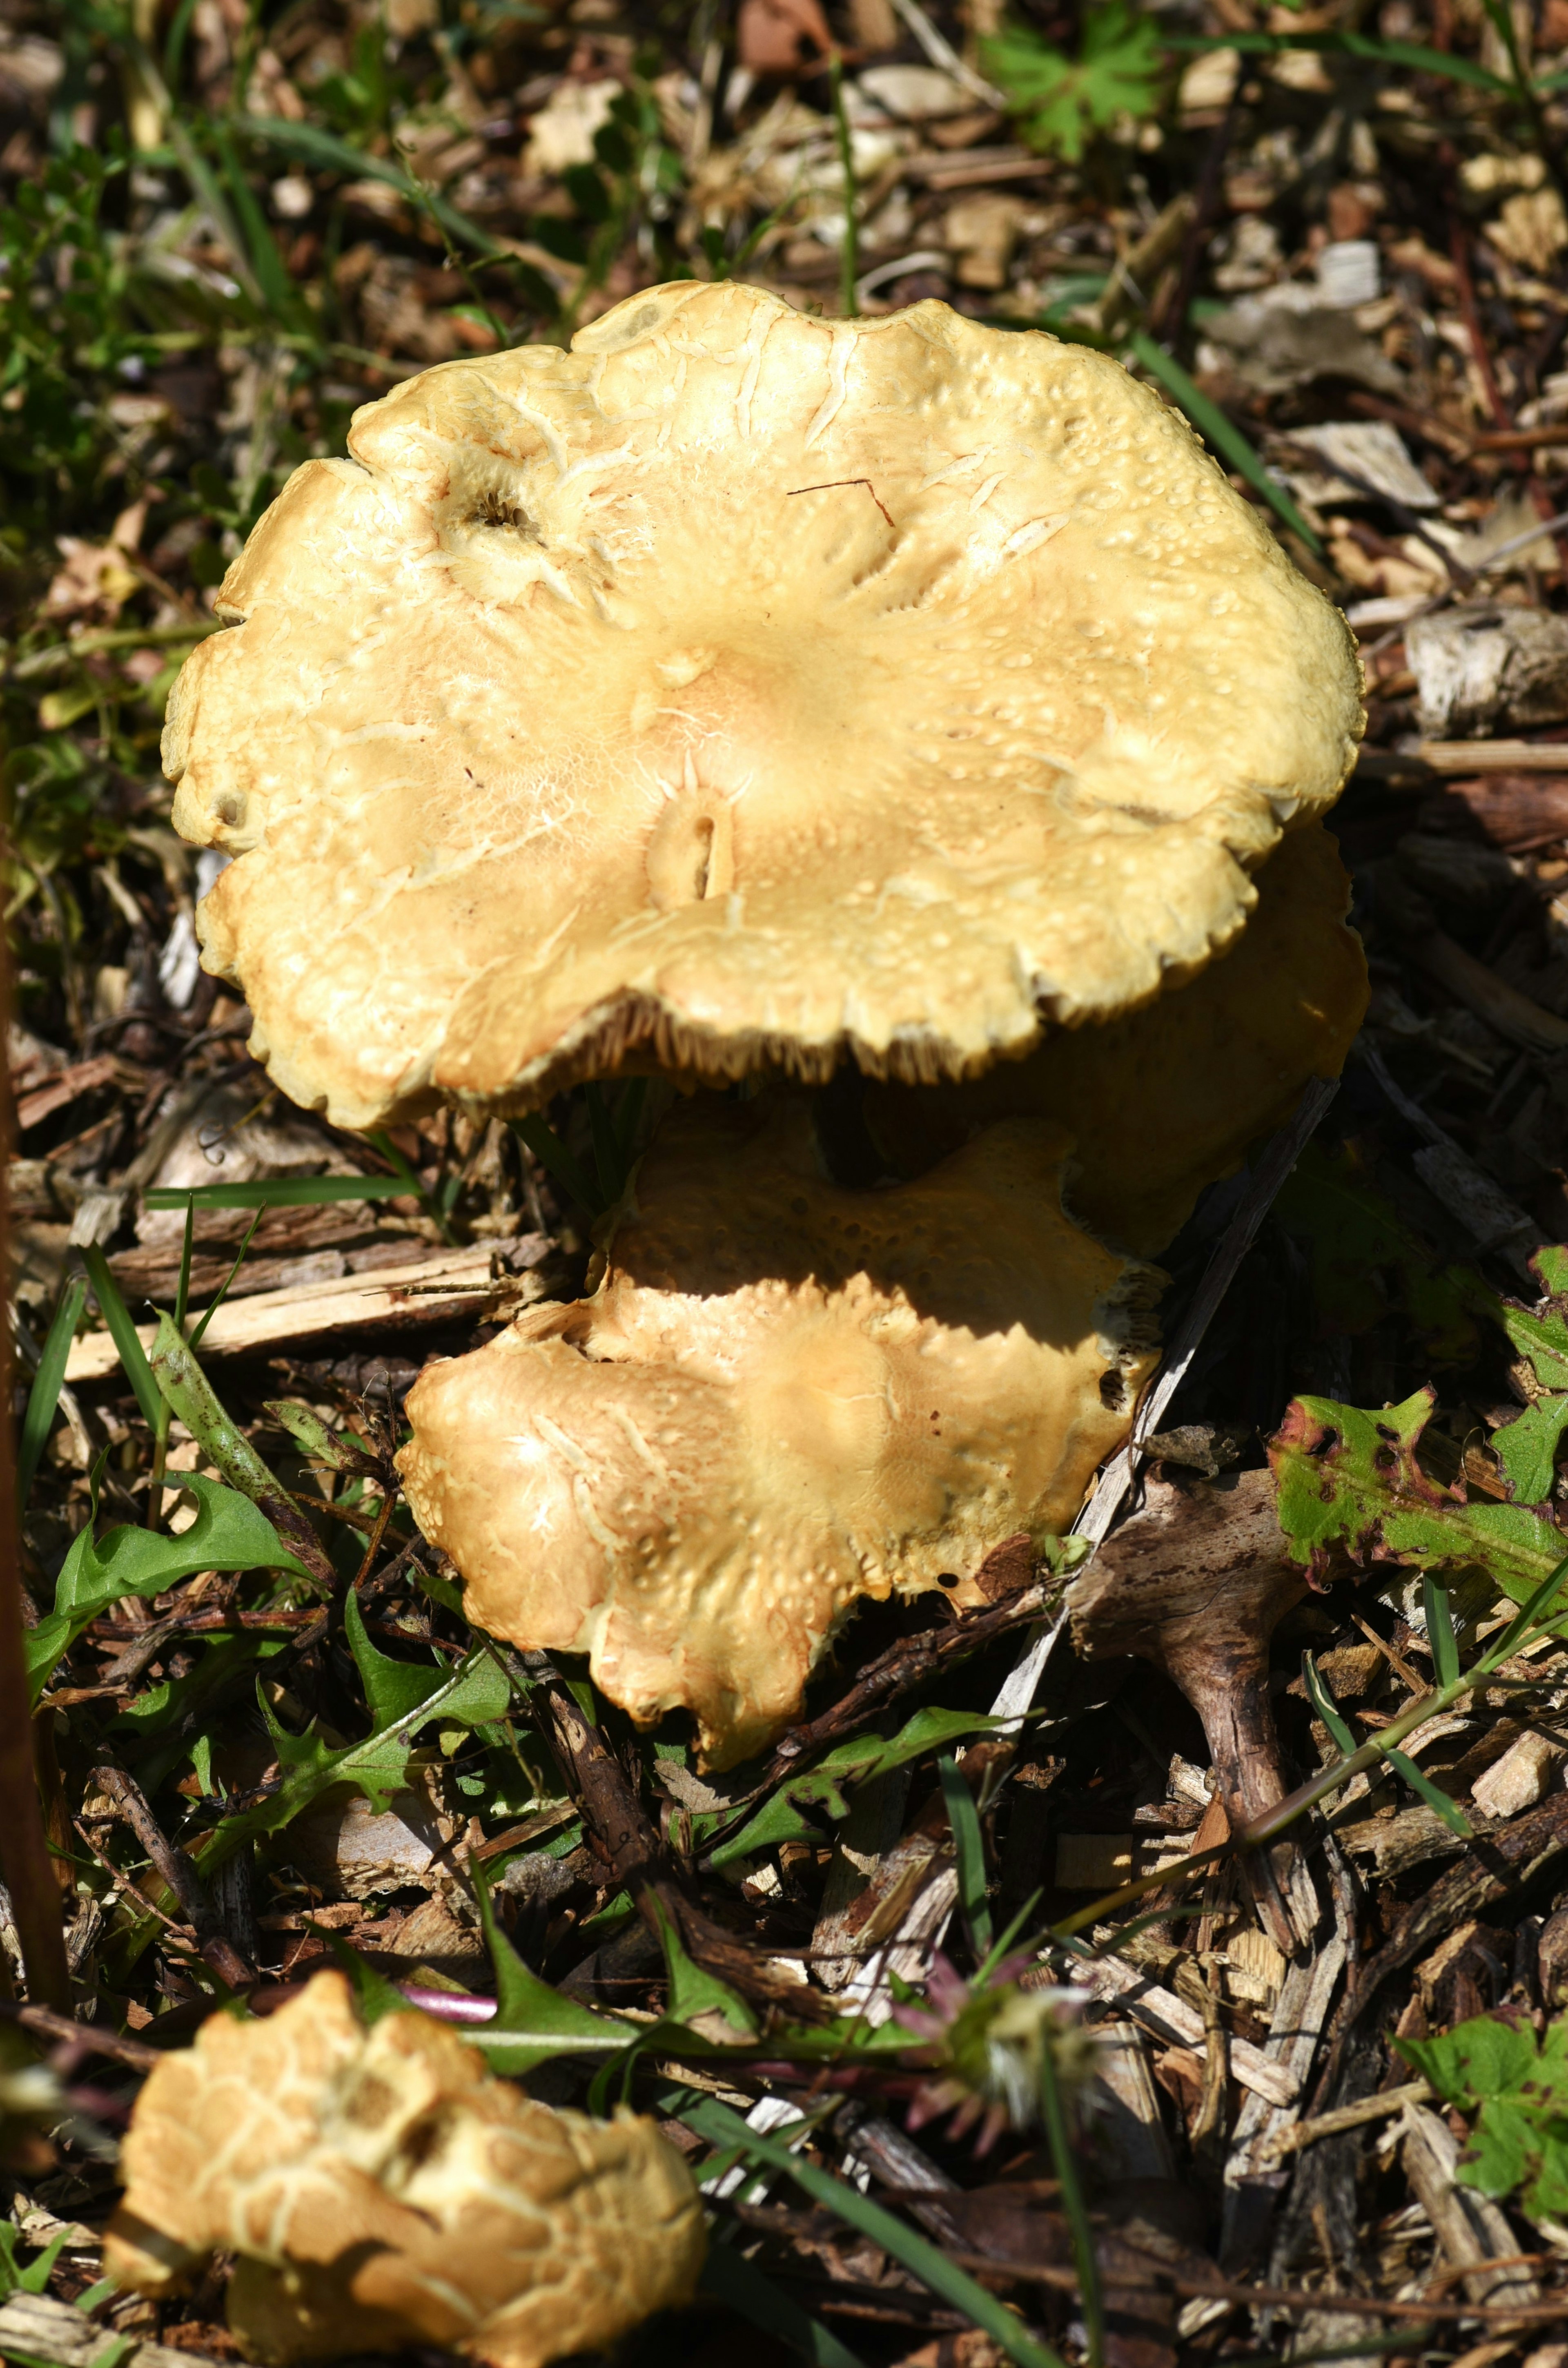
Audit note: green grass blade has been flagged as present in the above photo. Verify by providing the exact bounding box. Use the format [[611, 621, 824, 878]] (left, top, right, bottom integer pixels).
[[79, 1246, 161, 1431], [939, 1755, 993, 1959], [1125, 334, 1324, 555], [667, 2092, 1067, 2368], [1477, 1552, 1568, 1670], [700, 2239, 868, 2368], [230, 114, 505, 259], [512, 1112, 600, 1213], [1302, 1652, 1358, 1757], [1423, 1574, 1461, 1692], [17, 1275, 88, 1505], [1377, 1742, 1473, 1837], [211, 119, 306, 328], [144, 1174, 408, 1210], [1164, 28, 1510, 93], [1038, 2036, 1103, 2368], [583, 1081, 623, 1206], [172, 1197, 196, 1333], [187, 1209, 261, 1351]]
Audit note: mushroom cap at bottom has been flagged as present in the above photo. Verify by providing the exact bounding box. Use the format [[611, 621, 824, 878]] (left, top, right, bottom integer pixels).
[[103, 1972, 704, 2368], [398, 1097, 1163, 1768]]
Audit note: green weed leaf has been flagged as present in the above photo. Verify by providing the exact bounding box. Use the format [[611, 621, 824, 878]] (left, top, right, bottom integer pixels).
[[27, 1475, 309, 1704], [1398, 2013, 1568, 2219], [343, 1588, 448, 1728], [649, 1895, 758, 2040], [17, 1274, 87, 1505], [984, 6, 1162, 162], [1269, 1387, 1568, 1619], [468, 1860, 641, 2072]]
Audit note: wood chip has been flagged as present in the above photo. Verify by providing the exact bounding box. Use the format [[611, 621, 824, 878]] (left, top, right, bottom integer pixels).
[[16, 1054, 123, 1131], [1082, 1951, 1301, 2107], [0, 2292, 227, 2368]]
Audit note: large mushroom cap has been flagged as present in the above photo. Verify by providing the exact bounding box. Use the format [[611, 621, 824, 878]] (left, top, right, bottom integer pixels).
[[863, 819, 1369, 1255], [167, 281, 1362, 1131], [104, 1971, 704, 2368], [397, 1094, 1162, 1768]]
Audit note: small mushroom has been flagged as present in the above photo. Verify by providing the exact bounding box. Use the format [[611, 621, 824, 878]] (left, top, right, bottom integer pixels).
[[398, 1095, 1163, 1768], [163, 281, 1361, 1132], [862, 818, 1368, 1255], [104, 1971, 704, 2368], [1066, 1466, 1313, 1949]]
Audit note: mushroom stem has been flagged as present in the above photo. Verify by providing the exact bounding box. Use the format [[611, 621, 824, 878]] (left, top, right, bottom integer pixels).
[[1066, 1467, 1315, 1955]]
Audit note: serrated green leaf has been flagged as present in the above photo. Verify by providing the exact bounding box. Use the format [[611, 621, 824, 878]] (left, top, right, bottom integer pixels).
[[27, 1475, 309, 1704], [649, 1895, 757, 2039], [1401, 2013, 1552, 2110], [1269, 1387, 1568, 1622], [1397, 2012, 1568, 2221], [984, 6, 1162, 162], [343, 1588, 447, 1727], [705, 1706, 1004, 1868], [113, 1643, 519, 1979], [467, 1859, 641, 2071], [151, 1318, 333, 1584]]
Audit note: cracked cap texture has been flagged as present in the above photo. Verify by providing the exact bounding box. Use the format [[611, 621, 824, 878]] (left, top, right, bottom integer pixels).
[[104, 1972, 704, 2368], [397, 1094, 1163, 1767], [165, 279, 1363, 1130]]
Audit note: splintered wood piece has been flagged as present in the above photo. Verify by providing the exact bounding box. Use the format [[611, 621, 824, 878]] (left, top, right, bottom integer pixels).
[[1419, 738, 1568, 771], [64, 1244, 500, 1383], [1067, 1467, 1314, 1955], [1441, 770, 1568, 849]]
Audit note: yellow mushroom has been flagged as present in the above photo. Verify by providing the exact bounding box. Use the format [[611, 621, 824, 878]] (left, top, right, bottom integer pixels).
[[104, 1972, 704, 2368], [163, 280, 1362, 1132], [862, 818, 1370, 1256], [398, 1095, 1162, 1768]]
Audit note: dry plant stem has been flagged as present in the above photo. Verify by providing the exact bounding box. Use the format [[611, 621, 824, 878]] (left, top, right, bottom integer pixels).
[[0, 912, 70, 2009], [90, 1764, 252, 1987], [761, 1582, 1048, 1782], [0, 1996, 160, 2069], [937, 2246, 1565, 2325], [1152, 92, 1241, 343], [535, 1670, 833, 2021], [1067, 1469, 1308, 1951]]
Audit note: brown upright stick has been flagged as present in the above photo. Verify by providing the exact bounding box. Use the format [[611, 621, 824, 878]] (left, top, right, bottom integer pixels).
[[0, 919, 71, 2009]]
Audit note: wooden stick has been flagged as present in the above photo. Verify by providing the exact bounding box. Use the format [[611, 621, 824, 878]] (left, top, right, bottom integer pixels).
[[64, 1242, 500, 1384], [1418, 740, 1568, 773]]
